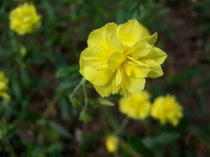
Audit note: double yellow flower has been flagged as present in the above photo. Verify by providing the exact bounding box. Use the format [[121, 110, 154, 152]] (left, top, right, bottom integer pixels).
[[80, 19, 167, 97], [10, 3, 41, 35], [119, 91, 151, 120], [151, 95, 183, 126], [119, 91, 183, 126]]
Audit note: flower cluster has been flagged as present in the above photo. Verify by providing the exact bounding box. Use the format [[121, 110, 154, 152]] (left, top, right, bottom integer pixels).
[[119, 92, 183, 126], [10, 3, 41, 35], [80, 19, 167, 97], [0, 72, 10, 100], [119, 91, 150, 120], [151, 95, 183, 126], [105, 135, 119, 153]]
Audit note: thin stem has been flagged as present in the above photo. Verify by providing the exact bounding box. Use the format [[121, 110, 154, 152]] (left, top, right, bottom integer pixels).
[[72, 78, 85, 95], [120, 117, 129, 129], [43, 95, 60, 118], [82, 79, 88, 111], [70, 77, 85, 101], [6, 141, 17, 157], [115, 116, 129, 134]]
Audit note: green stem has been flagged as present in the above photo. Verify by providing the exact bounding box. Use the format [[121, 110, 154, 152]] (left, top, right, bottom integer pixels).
[[120, 139, 143, 157], [70, 77, 85, 101], [43, 95, 60, 118], [82, 79, 88, 111], [6, 141, 17, 157], [115, 116, 129, 135]]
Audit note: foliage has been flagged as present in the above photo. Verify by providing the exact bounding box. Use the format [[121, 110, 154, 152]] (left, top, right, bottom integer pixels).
[[0, 0, 209, 156]]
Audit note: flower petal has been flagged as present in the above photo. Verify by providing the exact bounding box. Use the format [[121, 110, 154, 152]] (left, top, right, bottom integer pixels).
[[94, 84, 112, 97], [80, 47, 108, 72], [128, 41, 152, 58], [140, 47, 167, 64], [88, 23, 122, 53], [141, 59, 164, 78], [117, 19, 150, 44], [122, 71, 146, 93], [107, 52, 125, 71], [123, 61, 150, 78], [145, 32, 158, 45], [115, 69, 122, 86], [83, 66, 114, 86]]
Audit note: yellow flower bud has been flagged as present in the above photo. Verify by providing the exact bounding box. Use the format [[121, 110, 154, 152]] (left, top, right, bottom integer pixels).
[[0, 72, 10, 100], [105, 135, 119, 153]]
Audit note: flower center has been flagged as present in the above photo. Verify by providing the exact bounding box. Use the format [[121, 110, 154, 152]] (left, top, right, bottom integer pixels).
[[107, 52, 125, 71], [107, 43, 135, 72]]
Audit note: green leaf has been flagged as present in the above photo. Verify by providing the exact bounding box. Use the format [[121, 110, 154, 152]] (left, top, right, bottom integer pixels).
[[56, 76, 80, 93], [81, 131, 103, 157], [45, 142, 64, 153], [127, 136, 153, 157], [79, 110, 92, 122], [98, 98, 115, 106], [142, 132, 180, 148], [55, 65, 79, 78], [59, 99, 70, 120], [48, 121, 72, 139]]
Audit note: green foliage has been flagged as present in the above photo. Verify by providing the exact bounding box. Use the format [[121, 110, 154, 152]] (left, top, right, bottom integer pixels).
[[0, 0, 209, 156], [142, 132, 180, 148]]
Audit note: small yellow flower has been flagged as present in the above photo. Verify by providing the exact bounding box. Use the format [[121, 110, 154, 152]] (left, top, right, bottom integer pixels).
[[80, 19, 167, 97], [0, 72, 10, 100], [151, 95, 183, 126], [105, 135, 118, 153], [119, 91, 150, 120], [10, 3, 41, 35]]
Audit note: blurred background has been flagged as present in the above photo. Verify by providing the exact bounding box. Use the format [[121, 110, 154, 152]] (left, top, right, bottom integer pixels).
[[0, 0, 210, 156]]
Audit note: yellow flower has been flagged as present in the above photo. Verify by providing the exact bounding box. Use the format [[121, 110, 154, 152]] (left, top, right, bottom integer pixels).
[[105, 135, 118, 153], [10, 3, 41, 35], [0, 72, 10, 100], [151, 95, 183, 126], [80, 19, 167, 97], [119, 91, 150, 120]]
